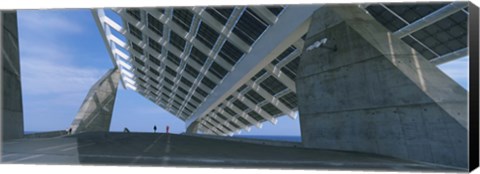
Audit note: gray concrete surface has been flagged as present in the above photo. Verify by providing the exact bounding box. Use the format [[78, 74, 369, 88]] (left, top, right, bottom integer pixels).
[[187, 134, 302, 148], [1, 11, 24, 141], [1, 132, 465, 171], [297, 5, 468, 168], [23, 130, 67, 138], [70, 68, 120, 134]]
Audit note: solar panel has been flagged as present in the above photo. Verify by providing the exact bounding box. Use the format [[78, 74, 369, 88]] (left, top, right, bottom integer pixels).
[[95, 4, 468, 135]]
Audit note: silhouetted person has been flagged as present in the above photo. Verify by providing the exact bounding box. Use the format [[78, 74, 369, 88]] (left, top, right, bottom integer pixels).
[[166, 125, 170, 134], [153, 125, 157, 133], [68, 128, 72, 135]]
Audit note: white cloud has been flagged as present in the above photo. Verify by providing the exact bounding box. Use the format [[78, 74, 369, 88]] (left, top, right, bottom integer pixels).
[[21, 57, 104, 95], [18, 10, 105, 96], [18, 10, 84, 34], [17, 10, 110, 131], [19, 41, 105, 97]]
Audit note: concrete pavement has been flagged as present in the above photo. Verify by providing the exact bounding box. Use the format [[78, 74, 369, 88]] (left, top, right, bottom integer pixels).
[[1, 132, 466, 171]]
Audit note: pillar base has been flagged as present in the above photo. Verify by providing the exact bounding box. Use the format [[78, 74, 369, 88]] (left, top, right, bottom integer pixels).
[[186, 121, 199, 134]]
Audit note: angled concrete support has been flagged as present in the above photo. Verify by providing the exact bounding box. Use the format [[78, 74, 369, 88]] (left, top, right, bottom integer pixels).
[[186, 121, 199, 134], [1, 11, 24, 141], [297, 5, 468, 168], [70, 68, 120, 134]]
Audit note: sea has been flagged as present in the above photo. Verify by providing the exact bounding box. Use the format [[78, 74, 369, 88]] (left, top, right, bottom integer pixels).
[[24, 131, 37, 134]]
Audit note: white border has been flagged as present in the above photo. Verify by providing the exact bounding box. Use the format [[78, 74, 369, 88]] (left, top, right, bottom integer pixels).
[[1, 0, 475, 174]]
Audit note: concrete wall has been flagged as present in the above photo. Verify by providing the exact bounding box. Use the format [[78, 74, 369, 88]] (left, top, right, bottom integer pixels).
[[1, 11, 24, 141], [296, 5, 468, 168], [23, 130, 67, 138], [188, 134, 303, 148], [70, 68, 120, 134], [186, 121, 199, 134]]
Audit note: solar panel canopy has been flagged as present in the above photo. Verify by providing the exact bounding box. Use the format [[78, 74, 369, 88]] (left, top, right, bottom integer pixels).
[[93, 2, 469, 135]]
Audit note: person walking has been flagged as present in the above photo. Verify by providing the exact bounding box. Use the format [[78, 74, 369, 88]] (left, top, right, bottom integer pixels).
[[153, 125, 157, 133], [166, 125, 170, 134]]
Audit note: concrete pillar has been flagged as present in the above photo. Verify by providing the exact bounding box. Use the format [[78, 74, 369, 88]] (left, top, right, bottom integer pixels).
[[186, 121, 199, 134], [1, 11, 24, 141], [70, 68, 120, 134], [296, 5, 468, 168]]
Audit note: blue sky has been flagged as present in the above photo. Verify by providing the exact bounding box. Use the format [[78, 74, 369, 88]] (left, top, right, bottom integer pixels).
[[17, 9, 468, 136]]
